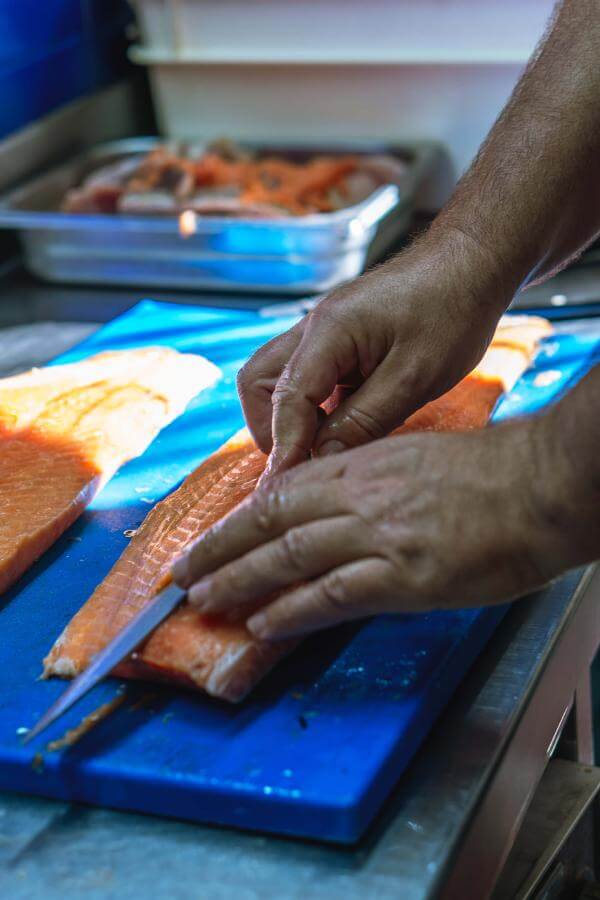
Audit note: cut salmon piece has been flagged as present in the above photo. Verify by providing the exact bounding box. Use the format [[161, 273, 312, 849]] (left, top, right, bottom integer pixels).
[[0, 348, 220, 596], [399, 315, 553, 434], [44, 316, 551, 702], [44, 431, 282, 702]]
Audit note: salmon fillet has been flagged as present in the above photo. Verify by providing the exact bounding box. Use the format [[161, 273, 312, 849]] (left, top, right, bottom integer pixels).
[[44, 316, 552, 702], [0, 347, 220, 596]]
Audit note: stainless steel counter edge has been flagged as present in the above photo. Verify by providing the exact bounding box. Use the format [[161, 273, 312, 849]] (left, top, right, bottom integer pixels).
[[439, 564, 599, 900]]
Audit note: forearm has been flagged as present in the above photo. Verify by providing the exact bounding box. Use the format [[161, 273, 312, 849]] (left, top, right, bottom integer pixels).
[[426, 0, 600, 307], [534, 362, 600, 571]]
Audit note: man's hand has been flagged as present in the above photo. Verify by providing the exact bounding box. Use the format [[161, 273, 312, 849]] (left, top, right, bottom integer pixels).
[[238, 231, 511, 478], [172, 410, 591, 641]]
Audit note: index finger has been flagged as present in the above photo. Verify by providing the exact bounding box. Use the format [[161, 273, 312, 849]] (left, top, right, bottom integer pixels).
[[237, 323, 304, 453], [172, 479, 345, 588], [265, 319, 358, 478]]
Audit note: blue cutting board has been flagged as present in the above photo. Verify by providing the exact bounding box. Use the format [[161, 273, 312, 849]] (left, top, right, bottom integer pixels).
[[0, 301, 598, 844]]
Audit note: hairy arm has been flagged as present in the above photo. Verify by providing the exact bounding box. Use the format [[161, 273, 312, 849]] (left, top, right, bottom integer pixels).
[[535, 361, 600, 576], [433, 0, 600, 294], [238, 0, 600, 474]]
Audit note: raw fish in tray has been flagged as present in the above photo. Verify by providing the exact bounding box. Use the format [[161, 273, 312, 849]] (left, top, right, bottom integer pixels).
[[62, 141, 408, 218]]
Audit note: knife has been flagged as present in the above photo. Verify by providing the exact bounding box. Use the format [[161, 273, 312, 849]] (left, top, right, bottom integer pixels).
[[23, 582, 186, 745]]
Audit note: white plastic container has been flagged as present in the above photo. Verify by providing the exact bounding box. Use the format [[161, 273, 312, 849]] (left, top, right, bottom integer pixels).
[[129, 0, 553, 63], [128, 0, 555, 198], [130, 56, 526, 195]]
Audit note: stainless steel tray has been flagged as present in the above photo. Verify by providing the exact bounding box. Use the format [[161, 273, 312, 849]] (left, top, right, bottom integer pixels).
[[0, 138, 440, 295]]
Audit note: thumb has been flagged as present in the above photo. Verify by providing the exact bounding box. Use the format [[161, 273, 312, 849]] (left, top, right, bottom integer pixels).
[[265, 318, 360, 477], [313, 350, 419, 454]]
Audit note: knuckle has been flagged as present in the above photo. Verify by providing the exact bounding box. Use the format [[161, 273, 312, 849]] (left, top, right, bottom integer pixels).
[[400, 366, 431, 406], [237, 338, 281, 394], [271, 378, 301, 408], [216, 564, 248, 600], [237, 368, 271, 402], [277, 527, 310, 572], [344, 484, 370, 519], [344, 405, 387, 441], [317, 570, 349, 613], [252, 488, 283, 535], [309, 307, 353, 344], [391, 544, 441, 603], [309, 303, 338, 328]]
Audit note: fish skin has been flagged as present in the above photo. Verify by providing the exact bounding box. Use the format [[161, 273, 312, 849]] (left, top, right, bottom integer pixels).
[[44, 317, 551, 702], [44, 432, 288, 703], [0, 347, 220, 596]]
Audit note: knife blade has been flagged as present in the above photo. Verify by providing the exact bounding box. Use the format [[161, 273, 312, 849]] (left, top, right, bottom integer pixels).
[[23, 582, 187, 744]]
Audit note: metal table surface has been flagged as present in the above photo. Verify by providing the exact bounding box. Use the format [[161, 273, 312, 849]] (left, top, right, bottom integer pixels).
[[0, 273, 599, 900]]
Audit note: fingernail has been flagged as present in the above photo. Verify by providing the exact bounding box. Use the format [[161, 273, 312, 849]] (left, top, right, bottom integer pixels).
[[171, 554, 188, 585], [247, 611, 271, 640], [188, 578, 212, 610], [316, 440, 345, 457]]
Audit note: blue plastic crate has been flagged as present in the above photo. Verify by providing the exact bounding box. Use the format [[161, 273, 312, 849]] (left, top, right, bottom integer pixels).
[[0, 20, 131, 140], [0, 1, 132, 72], [0, 0, 84, 70]]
